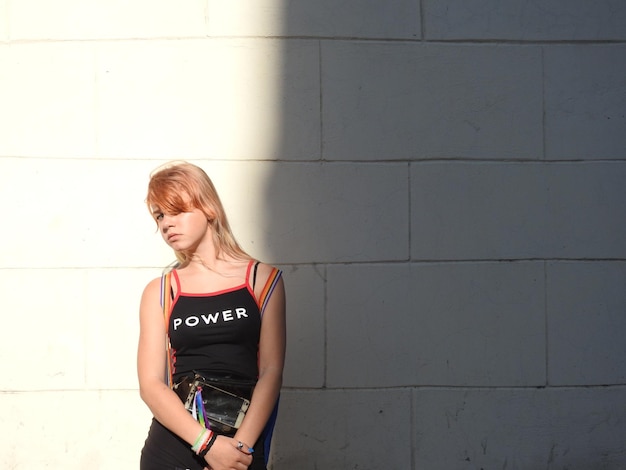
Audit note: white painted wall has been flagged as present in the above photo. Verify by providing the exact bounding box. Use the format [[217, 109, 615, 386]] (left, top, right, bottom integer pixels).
[[1, 1, 625, 469]]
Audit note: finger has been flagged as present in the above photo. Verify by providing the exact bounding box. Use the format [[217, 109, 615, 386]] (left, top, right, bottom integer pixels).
[[235, 440, 254, 455]]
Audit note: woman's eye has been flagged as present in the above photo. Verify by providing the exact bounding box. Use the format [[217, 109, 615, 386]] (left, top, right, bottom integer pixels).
[[155, 213, 164, 221]]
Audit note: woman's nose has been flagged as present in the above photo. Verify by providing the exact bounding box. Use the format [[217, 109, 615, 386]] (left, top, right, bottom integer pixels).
[[161, 215, 175, 230]]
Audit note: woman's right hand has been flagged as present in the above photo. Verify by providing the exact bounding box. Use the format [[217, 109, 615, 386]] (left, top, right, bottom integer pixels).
[[204, 435, 253, 470]]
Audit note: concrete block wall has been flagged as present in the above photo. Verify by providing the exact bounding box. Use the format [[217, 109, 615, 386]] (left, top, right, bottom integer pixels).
[[1, 1, 625, 469]]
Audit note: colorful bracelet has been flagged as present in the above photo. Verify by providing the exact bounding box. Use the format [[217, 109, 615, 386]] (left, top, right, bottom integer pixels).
[[191, 429, 212, 454]]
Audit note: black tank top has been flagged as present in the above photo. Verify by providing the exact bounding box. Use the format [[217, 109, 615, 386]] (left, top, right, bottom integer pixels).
[[167, 261, 261, 382]]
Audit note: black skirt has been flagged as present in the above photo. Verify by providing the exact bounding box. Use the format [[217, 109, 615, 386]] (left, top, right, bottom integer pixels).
[[140, 418, 267, 470]]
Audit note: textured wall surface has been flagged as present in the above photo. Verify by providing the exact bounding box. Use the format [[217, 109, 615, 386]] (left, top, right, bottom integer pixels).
[[1, 1, 625, 469]]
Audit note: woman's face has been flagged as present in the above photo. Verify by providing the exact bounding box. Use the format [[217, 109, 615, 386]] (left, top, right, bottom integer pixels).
[[153, 206, 211, 252]]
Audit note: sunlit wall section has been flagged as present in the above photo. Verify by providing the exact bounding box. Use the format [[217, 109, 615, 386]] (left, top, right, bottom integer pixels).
[[0, 1, 289, 468]]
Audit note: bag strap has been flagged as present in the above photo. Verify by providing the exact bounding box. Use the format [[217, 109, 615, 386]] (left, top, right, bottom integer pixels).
[[252, 261, 260, 289], [258, 267, 282, 317], [161, 271, 174, 388]]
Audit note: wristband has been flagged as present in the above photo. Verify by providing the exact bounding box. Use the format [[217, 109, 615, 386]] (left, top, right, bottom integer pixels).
[[198, 433, 218, 458], [191, 429, 211, 454]]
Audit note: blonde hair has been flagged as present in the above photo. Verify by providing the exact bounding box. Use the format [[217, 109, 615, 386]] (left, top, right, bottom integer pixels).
[[146, 161, 250, 265]]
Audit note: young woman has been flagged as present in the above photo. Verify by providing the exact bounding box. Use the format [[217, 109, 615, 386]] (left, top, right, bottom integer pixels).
[[138, 162, 286, 470]]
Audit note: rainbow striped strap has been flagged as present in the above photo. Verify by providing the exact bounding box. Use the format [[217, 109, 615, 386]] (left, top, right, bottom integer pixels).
[[259, 268, 282, 316], [161, 272, 174, 388]]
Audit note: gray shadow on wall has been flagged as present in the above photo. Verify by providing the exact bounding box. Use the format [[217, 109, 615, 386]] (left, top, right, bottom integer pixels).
[[258, 1, 626, 470]]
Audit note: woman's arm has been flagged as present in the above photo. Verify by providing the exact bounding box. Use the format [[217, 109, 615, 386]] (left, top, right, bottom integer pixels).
[[137, 277, 206, 442], [234, 265, 287, 449], [137, 277, 253, 469]]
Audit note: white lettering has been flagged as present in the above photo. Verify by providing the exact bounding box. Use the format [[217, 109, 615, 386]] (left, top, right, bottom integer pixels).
[[201, 313, 220, 324], [172, 306, 251, 329]]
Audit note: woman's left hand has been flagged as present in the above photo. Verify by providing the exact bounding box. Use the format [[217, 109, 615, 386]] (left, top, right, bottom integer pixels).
[[203, 435, 253, 470]]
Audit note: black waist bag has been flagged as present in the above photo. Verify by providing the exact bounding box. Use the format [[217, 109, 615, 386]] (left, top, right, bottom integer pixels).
[[173, 373, 256, 434]]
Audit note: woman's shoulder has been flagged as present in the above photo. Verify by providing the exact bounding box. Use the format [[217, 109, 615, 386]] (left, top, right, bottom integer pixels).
[[142, 275, 163, 297], [143, 266, 179, 293], [251, 260, 283, 291], [250, 258, 280, 273]]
